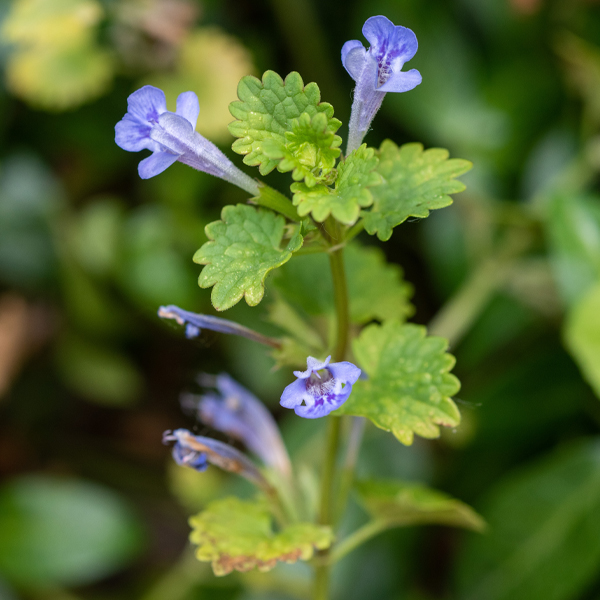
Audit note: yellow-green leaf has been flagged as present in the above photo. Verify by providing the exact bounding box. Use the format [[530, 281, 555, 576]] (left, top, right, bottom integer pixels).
[[189, 496, 333, 576]]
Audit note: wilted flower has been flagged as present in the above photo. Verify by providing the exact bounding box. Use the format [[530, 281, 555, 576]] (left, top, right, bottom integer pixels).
[[280, 356, 361, 419], [163, 428, 269, 490], [115, 85, 259, 194], [186, 373, 292, 478], [342, 16, 422, 154], [158, 305, 281, 348]]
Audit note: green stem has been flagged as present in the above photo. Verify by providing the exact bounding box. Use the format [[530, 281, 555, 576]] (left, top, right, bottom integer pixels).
[[314, 243, 350, 600], [252, 184, 300, 222], [335, 417, 366, 524], [329, 247, 350, 362], [329, 520, 389, 564]]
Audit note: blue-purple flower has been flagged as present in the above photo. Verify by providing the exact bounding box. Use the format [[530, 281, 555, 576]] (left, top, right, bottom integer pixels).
[[158, 305, 281, 348], [184, 373, 292, 478], [163, 428, 270, 490], [280, 356, 361, 419], [342, 16, 422, 154], [115, 85, 259, 195]]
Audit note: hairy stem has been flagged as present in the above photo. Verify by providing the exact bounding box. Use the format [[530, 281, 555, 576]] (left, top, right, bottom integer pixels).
[[314, 243, 350, 600]]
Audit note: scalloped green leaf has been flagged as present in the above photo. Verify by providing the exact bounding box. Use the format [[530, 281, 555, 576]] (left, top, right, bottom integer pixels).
[[193, 205, 302, 311], [271, 243, 413, 326], [356, 480, 485, 531], [291, 145, 381, 225], [262, 111, 342, 187], [336, 321, 461, 445], [229, 71, 337, 175], [189, 496, 333, 576], [363, 141, 472, 241]]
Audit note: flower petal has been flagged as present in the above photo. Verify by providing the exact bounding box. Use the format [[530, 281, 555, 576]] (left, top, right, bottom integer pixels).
[[126, 85, 167, 124], [341, 40, 366, 81], [294, 383, 354, 419], [362, 15, 396, 49], [138, 151, 178, 179], [150, 112, 195, 155], [176, 91, 200, 129], [115, 114, 157, 153], [293, 355, 331, 379], [327, 361, 362, 385], [378, 68, 422, 93], [280, 377, 312, 409], [389, 25, 418, 63]]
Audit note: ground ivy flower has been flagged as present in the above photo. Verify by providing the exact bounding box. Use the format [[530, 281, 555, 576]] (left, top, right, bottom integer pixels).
[[163, 429, 269, 490], [115, 85, 259, 195], [158, 305, 281, 348], [342, 16, 422, 154], [183, 373, 292, 478], [280, 356, 361, 419]]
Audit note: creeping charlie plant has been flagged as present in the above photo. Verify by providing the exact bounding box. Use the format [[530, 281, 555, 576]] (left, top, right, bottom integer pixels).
[[116, 14, 479, 600]]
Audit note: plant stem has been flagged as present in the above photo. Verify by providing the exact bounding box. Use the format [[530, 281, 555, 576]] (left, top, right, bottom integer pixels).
[[329, 246, 350, 362], [314, 244, 351, 600], [252, 183, 300, 222], [329, 520, 389, 564], [335, 417, 366, 524]]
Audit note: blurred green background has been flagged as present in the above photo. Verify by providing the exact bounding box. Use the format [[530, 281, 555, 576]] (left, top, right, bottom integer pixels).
[[2, 0, 600, 599]]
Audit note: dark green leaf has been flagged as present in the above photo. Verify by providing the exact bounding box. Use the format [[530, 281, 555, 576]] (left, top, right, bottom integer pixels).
[[456, 439, 600, 600], [271, 243, 413, 325], [356, 479, 485, 531]]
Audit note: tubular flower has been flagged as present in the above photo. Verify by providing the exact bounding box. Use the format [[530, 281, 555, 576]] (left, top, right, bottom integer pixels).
[[183, 373, 292, 478], [115, 85, 259, 195], [342, 16, 422, 154], [280, 356, 361, 419], [158, 304, 280, 348], [163, 429, 269, 490]]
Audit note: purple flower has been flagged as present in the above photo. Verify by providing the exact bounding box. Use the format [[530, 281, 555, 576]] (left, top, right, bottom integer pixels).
[[184, 373, 292, 478], [280, 356, 361, 419], [115, 85, 259, 195], [163, 429, 270, 490], [158, 305, 281, 348], [342, 16, 422, 154]]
